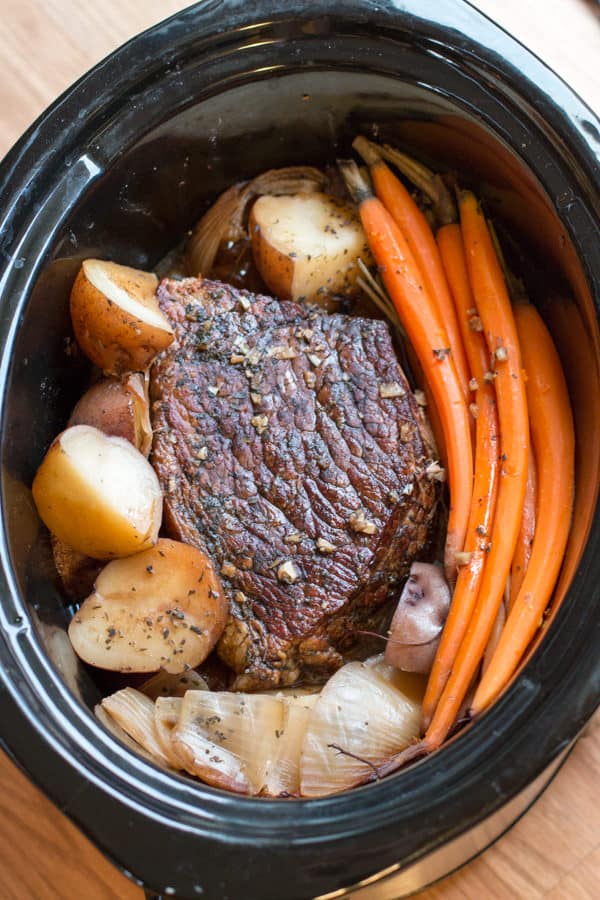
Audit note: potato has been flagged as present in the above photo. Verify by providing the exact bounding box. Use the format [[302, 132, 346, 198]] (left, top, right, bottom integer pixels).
[[249, 192, 372, 311], [68, 539, 228, 674], [68, 372, 152, 457], [70, 259, 173, 374], [51, 534, 102, 599], [32, 424, 162, 559]]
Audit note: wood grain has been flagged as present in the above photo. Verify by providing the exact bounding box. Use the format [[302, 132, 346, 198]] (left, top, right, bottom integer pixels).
[[0, 2, 598, 899]]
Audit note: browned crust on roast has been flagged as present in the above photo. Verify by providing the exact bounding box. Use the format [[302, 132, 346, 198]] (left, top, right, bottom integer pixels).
[[150, 278, 438, 689]]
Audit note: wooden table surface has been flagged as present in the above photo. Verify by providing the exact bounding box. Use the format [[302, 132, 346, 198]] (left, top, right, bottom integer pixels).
[[0, 2, 598, 898]]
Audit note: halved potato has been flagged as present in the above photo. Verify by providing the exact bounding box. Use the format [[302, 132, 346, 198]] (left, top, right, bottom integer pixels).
[[51, 534, 102, 599], [70, 259, 173, 374], [68, 372, 152, 456], [249, 192, 372, 310], [68, 538, 228, 674], [32, 424, 162, 559]]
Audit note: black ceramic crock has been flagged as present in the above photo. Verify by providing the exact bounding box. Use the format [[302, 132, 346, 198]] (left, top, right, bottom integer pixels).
[[0, 2, 599, 898]]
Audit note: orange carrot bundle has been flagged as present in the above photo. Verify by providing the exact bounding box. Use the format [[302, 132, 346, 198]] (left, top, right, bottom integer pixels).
[[471, 303, 575, 714], [422, 223, 500, 728], [338, 159, 473, 585], [353, 137, 471, 409], [423, 191, 529, 750]]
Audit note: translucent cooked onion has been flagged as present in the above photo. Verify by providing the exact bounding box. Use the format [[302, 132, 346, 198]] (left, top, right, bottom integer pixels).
[[101, 687, 171, 767], [299, 658, 422, 797], [173, 691, 290, 795], [364, 654, 428, 706], [263, 697, 315, 797], [154, 697, 184, 766], [171, 691, 260, 794], [187, 166, 327, 276], [95, 704, 157, 763]]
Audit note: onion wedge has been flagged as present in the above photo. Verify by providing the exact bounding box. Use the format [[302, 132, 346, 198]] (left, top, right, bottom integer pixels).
[[140, 669, 209, 700], [155, 697, 184, 767], [101, 687, 172, 767], [299, 659, 422, 797], [171, 691, 275, 794]]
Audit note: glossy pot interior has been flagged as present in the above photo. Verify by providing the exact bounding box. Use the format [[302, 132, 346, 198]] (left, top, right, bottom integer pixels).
[[0, 2, 599, 898]]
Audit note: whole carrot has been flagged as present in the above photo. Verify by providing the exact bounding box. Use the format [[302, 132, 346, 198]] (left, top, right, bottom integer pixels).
[[421, 222, 500, 728], [423, 191, 529, 749], [509, 451, 537, 611], [471, 303, 574, 714], [437, 223, 489, 384], [338, 160, 473, 582], [353, 137, 471, 408]]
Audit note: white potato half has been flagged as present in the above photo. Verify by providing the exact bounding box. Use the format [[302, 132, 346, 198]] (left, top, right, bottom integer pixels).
[[68, 538, 228, 674], [250, 192, 372, 310], [70, 259, 173, 374], [32, 425, 162, 559]]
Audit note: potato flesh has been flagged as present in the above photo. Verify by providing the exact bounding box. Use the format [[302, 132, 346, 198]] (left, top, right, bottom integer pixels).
[[84, 259, 167, 330], [32, 425, 161, 559], [70, 259, 173, 374], [68, 538, 228, 674], [250, 192, 370, 308]]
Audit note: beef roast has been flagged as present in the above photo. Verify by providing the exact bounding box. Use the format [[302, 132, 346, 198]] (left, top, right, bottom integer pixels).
[[151, 277, 438, 690]]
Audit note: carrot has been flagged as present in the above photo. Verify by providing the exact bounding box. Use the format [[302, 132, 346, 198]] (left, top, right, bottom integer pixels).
[[422, 382, 498, 728], [378, 143, 457, 227], [422, 191, 529, 749], [353, 137, 471, 408], [421, 225, 500, 728], [482, 594, 507, 675], [437, 224, 489, 384], [509, 450, 537, 610], [471, 303, 574, 714], [338, 160, 473, 583]]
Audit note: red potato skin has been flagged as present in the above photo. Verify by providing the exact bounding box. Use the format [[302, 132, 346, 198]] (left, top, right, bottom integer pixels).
[[248, 195, 370, 313], [70, 264, 173, 375], [51, 375, 152, 597], [68, 374, 152, 457], [249, 209, 295, 300]]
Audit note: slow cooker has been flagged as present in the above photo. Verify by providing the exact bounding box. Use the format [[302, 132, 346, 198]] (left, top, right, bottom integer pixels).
[[0, 2, 598, 897]]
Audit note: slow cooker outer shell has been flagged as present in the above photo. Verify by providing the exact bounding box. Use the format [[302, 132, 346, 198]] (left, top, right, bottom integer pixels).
[[0, 2, 599, 899]]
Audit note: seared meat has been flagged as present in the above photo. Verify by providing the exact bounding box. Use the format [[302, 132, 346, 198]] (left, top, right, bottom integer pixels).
[[151, 277, 438, 690]]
